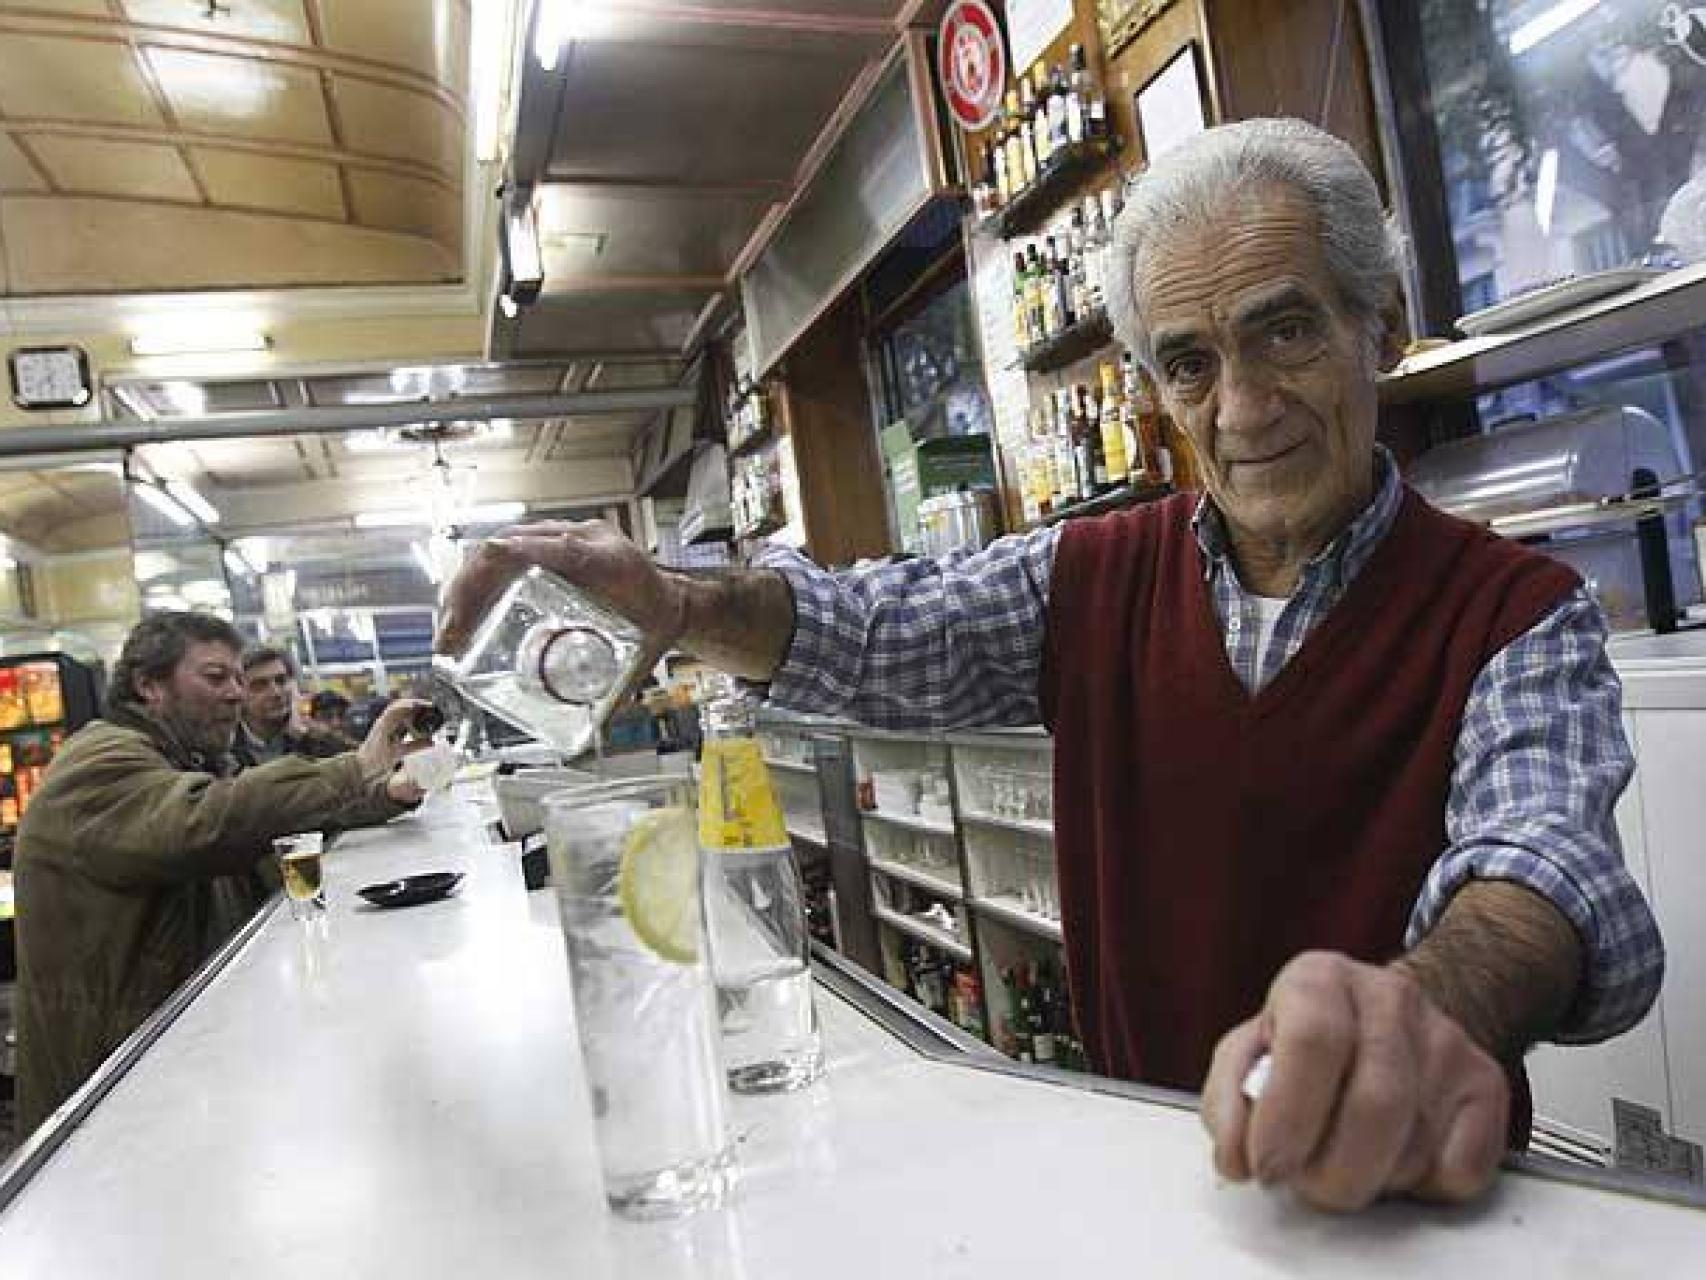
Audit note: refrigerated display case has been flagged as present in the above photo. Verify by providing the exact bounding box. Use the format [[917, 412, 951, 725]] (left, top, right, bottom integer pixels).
[[0, 655, 102, 857]]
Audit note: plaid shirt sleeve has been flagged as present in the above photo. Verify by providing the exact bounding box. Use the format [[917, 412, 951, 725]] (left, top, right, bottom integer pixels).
[[1409, 586, 1664, 1044], [750, 526, 1061, 730]]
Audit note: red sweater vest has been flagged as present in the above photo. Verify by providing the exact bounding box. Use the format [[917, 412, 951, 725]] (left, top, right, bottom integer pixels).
[[1039, 488, 1579, 1096]]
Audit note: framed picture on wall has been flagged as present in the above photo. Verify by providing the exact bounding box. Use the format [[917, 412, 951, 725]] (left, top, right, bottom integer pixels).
[[1134, 41, 1209, 164], [1096, 0, 1178, 60]]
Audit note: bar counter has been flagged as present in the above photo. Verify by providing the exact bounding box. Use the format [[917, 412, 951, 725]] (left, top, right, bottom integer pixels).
[[0, 785, 1702, 1277]]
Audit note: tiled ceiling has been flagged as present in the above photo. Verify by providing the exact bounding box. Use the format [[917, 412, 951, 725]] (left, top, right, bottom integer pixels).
[[0, 0, 469, 294], [503, 1, 914, 361]]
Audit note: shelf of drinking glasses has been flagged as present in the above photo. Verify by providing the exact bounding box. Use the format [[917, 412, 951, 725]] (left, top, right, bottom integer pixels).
[[861, 807, 956, 839], [869, 856, 964, 902], [873, 904, 974, 960], [971, 894, 1064, 943], [960, 810, 1055, 841], [763, 756, 816, 776]]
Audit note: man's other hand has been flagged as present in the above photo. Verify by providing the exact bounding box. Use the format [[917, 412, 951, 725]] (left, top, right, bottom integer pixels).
[[1200, 950, 1509, 1212], [357, 698, 433, 780]]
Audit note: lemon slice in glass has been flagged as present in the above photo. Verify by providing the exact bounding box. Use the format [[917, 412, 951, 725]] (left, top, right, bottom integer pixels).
[[616, 806, 700, 964]]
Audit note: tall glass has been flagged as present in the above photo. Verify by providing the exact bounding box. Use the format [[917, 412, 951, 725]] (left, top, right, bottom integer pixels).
[[543, 778, 736, 1218], [274, 832, 326, 922]]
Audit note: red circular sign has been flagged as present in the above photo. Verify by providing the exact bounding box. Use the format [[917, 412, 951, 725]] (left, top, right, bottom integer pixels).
[[937, 0, 1006, 133]]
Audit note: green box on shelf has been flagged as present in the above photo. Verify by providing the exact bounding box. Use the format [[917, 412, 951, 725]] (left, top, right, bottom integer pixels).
[[882, 428, 998, 552]]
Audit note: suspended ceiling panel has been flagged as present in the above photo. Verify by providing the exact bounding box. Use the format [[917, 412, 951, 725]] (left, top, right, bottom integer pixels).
[[547, 37, 885, 187], [0, 0, 469, 294], [512, 290, 714, 357], [0, 465, 127, 553], [504, 1, 911, 363]]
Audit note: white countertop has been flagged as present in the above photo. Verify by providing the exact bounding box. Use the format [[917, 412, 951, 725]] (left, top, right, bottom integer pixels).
[[1, 787, 1702, 1277]]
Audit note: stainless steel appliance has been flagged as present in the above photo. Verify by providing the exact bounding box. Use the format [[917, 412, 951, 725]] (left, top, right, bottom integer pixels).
[[917, 488, 1001, 556]]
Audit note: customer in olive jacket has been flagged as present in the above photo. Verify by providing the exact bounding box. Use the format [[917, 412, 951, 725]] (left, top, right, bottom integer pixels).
[[12, 612, 429, 1133]]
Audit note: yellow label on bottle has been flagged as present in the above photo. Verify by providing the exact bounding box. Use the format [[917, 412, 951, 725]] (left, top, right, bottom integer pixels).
[[698, 738, 788, 851]]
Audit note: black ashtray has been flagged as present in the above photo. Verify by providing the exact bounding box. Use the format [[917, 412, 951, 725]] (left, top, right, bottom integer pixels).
[[357, 872, 465, 909]]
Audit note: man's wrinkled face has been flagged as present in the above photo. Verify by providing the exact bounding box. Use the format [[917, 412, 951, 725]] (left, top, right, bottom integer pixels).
[[1136, 184, 1398, 557], [243, 658, 296, 737], [139, 641, 245, 758]]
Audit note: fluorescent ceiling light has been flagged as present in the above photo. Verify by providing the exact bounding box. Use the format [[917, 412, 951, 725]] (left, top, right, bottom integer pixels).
[[135, 483, 196, 528], [472, 0, 510, 162], [165, 480, 220, 525], [145, 593, 190, 613], [0, 536, 13, 571], [182, 578, 228, 607], [343, 430, 399, 453], [1509, 0, 1599, 55], [223, 547, 259, 578], [1535, 147, 1560, 235], [159, 381, 207, 417], [353, 501, 527, 530], [498, 293, 519, 320], [502, 202, 544, 303], [129, 329, 271, 358]]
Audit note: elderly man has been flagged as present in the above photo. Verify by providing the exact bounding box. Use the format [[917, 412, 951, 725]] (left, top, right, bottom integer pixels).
[[13, 612, 428, 1130], [236, 644, 347, 765], [437, 119, 1662, 1211]]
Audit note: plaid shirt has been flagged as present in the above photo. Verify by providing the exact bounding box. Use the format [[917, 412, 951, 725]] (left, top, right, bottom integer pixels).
[[755, 448, 1663, 1045]]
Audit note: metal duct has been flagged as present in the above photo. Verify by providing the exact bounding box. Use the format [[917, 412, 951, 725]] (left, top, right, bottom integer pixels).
[[0, 388, 696, 458]]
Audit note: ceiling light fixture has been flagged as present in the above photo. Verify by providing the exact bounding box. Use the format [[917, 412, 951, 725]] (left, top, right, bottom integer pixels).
[[1508, 0, 1600, 55], [223, 547, 255, 579], [134, 483, 196, 528], [165, 480, 220, 525], [353, 501, 527, 530], [498, 293, 519, 320], [1535, 147, 1560, 235], [129, 328, 271, 358], [501, 198, 544, 305]]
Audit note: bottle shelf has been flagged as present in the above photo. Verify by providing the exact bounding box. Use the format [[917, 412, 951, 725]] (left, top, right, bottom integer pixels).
[[961, 810, 1054, 841], [873, 904, 974, 961], [861, 807, 956, 839], [869, 856, 964, 902], [1035, 479, 1171, 528], [1016, 309, 1113, 375], [979, 138, 1119, 241], [971, 894, 1064, 943]]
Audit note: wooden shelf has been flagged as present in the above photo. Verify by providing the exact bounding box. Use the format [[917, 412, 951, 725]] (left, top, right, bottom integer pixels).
[[862, 807, 956, 839], [1379, 262, 1706, 407], [1017, 310, 1114, 375], [873, 904, 973, 960], [869, 856, 964, 901], [978, 138, 1119, 241], [1036, 480, 1170, 527], [961, 811, 1054, 841], [971, 894, 1064, 943]]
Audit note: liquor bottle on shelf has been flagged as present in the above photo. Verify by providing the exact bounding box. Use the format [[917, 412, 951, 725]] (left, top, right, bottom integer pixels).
[[1024, 244, 1047, 346], [1004, 89, 1030, 194], [1018, 78, 1041, 188], [1011, 250, 1030, 350], [1002, 966, 1033, 1062], [1097, 361, 1130, 486], [974, 144, 998, 220], [992, 112, 1012, 208], [1124, 354, 1171, 485], [1067, 206, 1094, 325], [1070, 44, 1109, 140], [1065, 47, 1087, 144], [1028, 961, 1058, 1066], [1047, 64, 1071, 156], [1083, 193, 1112, 313], [1076, 384, 1108, 493], [1026, 68, 1055, 170]]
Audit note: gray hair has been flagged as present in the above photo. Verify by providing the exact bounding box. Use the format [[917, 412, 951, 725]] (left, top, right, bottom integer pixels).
[[1106, 118, 1405, 370]]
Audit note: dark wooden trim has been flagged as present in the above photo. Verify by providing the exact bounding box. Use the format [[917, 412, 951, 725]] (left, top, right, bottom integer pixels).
[[1360, 0, 1462, 339]]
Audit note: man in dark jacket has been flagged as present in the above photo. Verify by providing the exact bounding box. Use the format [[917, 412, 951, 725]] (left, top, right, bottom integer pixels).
[[13, 612, 428, 1132], [236, 644, 349, 764]]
